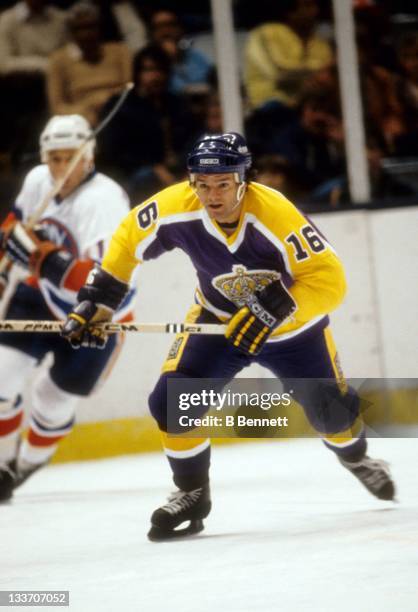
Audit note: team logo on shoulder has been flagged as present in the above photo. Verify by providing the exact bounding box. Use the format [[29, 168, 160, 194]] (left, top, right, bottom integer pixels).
[[212, 265, 280, 307]]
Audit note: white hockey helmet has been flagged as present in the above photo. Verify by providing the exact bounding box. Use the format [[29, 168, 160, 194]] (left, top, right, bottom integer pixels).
[[40, 114, 95, 162]]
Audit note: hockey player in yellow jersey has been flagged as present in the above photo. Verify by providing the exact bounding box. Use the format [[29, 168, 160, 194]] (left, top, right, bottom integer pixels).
[[62, 133, 395, 540]]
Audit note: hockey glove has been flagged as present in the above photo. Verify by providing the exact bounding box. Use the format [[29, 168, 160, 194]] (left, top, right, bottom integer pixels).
[[225, 280, 296, 356], [3, 222, 61, 277], [61, 266, 129, 349], [61, 300, 113, 349]]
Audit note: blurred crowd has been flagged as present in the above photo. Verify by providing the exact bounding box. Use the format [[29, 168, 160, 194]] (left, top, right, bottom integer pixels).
[[0, 0, 417, 212]]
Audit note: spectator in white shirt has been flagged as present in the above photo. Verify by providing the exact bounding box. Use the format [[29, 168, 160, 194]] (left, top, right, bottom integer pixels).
[[0, 0, 68, 75], [104, 0, 147, 52]]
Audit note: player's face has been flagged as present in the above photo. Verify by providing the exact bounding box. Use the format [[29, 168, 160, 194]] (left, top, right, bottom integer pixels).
[[47, 149, 91, 198], [194, 174, 242, 223]]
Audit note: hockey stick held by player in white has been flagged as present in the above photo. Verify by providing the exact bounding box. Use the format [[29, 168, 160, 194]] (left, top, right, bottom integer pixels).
[[0, 320, 226, 334]]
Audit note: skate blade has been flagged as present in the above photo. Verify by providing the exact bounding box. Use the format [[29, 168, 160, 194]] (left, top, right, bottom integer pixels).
[[148, 519, 204, 542]]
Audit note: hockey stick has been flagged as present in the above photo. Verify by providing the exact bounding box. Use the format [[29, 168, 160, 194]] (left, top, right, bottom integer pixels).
[[0, 320, 226, 334], [0, 81, 134, 277]]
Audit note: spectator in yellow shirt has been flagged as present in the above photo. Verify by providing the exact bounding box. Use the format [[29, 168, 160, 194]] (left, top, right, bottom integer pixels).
[[245, 0, 333, 110]]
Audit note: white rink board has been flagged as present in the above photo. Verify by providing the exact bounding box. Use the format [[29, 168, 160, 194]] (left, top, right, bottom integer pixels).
[[369, 207, 418, 378], [310, 210, 381, 377]]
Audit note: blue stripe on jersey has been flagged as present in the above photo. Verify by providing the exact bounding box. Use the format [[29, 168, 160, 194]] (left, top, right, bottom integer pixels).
[[44, 286, 74, 315]]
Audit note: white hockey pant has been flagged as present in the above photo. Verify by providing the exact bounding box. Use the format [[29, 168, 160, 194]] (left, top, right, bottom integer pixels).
[[0, 345, 79, 464]]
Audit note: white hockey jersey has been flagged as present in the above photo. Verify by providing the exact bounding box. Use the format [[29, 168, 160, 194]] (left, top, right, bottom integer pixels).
[[14, 165, 136, 320]]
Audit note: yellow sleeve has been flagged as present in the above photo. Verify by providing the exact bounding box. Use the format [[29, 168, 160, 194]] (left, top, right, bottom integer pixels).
[[288, 251, 347, 324], [268, 197, 347, 325], [101, 200, 157, 283], [101, 213, 139, 283], [101, 182, 197, 284]]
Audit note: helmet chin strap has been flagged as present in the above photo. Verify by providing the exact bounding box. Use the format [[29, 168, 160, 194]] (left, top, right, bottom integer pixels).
[[228, 172, 246, 211], [233, 175, 246, 209]]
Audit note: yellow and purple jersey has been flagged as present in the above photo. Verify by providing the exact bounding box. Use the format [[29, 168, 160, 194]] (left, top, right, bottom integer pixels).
[[102, 180, 347, 341]]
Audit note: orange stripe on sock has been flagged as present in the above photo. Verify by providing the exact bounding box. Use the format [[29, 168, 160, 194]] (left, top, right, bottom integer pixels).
[[0, 411, 23, 435], [27, 429, 66, 447]]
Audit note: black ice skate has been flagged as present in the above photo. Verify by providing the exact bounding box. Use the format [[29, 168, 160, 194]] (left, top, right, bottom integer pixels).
[[0, 463, 16, 502], [13, 459, 46, 489], [148, 484, 211, 541], [0, 458, 46, 502], [339, 455, 395, 500]]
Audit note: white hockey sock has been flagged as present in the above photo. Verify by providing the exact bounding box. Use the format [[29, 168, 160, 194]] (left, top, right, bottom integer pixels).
[[18, 438, 58, 469]]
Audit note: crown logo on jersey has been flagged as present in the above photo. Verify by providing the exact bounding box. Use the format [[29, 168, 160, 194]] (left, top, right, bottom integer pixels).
[[212, 265, 281, 307]]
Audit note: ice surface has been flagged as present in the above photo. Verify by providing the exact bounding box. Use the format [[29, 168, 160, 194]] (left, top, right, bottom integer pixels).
[[1, 438, 417, 612]]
